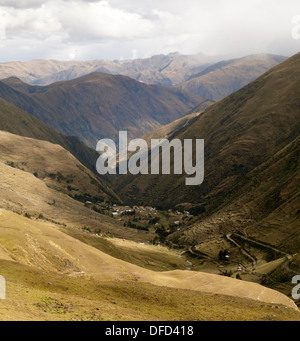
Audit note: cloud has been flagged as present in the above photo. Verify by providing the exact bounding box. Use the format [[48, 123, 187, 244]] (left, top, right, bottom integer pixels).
[[0, 0, 299, 61], [0, 0, 44, 8], [1, 1, 154, 42], [57, 1, 155, 41]]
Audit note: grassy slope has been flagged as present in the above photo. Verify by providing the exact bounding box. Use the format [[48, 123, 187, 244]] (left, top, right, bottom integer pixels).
[[0, 209, 298, 322], [0, 130, 119, 202], [168, 135, 300, 252], [0, 150, 145, 243], [0, 97, 101, 176], [1, 259, 300, 321], [0, 147, 298, 320], [2, 259, 300, 321]]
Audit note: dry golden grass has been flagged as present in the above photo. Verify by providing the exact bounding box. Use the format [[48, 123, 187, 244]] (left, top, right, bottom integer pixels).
[[0, 130, 117, 201], [0, 208, 297, 314], [0, 143, 298, 320], [1, 258, 300, 321]]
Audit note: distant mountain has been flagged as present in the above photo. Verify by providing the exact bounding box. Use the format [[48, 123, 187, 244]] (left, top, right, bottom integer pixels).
[[0, 72, 206, 147], [176, 54, 287, 101], [0, 53, 285, 104], [0, 52, 221, 86], [0, 59, 79, 85]]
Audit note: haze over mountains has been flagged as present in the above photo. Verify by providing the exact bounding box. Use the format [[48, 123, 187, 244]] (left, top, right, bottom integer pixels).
[[0, 53, 286, 102], [0, 53, 220, 86], [177, 54, 287, 101]]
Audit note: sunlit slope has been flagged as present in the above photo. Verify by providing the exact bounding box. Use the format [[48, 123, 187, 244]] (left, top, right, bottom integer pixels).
[[0, 208, 297, 311], [0, 154, 298, 319], [0, 130, 118, 202], [1, 259, 300, 321], [0, 98, 99, 174], [0, 155, 148, 243]]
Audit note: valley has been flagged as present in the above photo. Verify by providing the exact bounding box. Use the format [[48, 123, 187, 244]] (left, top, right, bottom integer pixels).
[[0, 50, 299, 321]]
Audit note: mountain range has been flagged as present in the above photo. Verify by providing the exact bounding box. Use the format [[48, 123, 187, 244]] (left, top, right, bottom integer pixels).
[[0, 52, 220, 86], [0, 97, 103, 175], [177, 54, 287, 101], [0, 53, 286, 102], [0, 72, 205, 147]]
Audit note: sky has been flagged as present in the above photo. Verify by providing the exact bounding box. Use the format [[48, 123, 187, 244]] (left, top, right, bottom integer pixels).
[[0, 0, 300, 62]]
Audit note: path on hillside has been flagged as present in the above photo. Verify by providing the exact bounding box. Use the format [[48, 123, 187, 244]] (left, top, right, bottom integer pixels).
[[238, 233, 293, 260], [226, 234, 257, 271], [226, 232, 298, 275]]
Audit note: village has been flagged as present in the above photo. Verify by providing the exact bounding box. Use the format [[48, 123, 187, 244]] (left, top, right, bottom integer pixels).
[[84, 199, 193, 243], [83, 200, 247, 275]]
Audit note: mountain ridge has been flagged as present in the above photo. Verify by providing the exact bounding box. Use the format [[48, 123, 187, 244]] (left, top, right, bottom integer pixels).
[[0, 72, 206, 147], [177, 54, 288, 101], [0, 52, 221, 86]]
